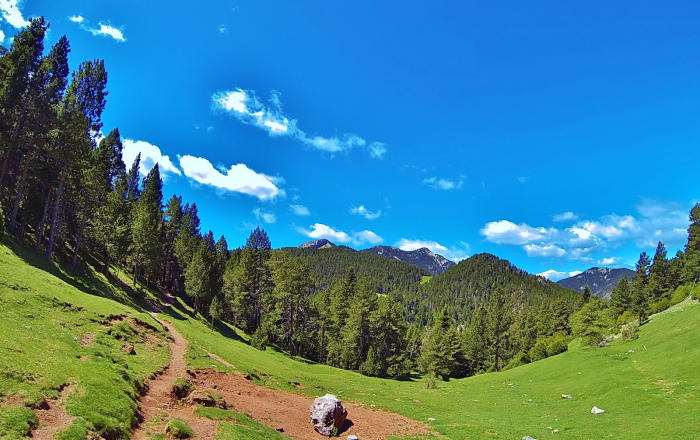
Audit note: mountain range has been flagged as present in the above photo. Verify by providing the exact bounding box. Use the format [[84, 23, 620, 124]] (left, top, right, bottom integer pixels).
[[557, 267, 635, 300], [296, 240, 455, 275]]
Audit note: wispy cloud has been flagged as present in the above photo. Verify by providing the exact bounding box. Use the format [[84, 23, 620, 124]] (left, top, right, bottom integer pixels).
[[537, 269, 583, 281], [423, 175, 464, 190], [290, 205, 310, 216], [179, 155, 282, 200], [553, 211, 579, 222], [395, 238, 470, 262], [0, 0, 30, 28], [350, 205, 381, 220], [69, 15, 126, 42], [253, 208, 276, 224], [481, 199, 693, 263], [296, 223, 383, 246], [212, 88, 386, 157], [0, 30, 4, 42], [218, 24, 228, 34], [122, 139, 181, 177]]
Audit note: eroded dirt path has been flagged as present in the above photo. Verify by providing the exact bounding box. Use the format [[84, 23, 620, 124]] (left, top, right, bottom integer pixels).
[[31, 384, 76, 440], [132, 309, 431, 440], [192, 369, 431, 440]]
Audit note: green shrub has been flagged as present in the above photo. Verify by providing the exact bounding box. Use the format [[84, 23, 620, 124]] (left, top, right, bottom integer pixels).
[[546, 337, 568, 357], [617, 310, 636, 326], [693, 285, 700, 301], [529, 341, 548, 362], [671, 285, 691, 305], [424, 373, 437, 389], [57, 418, 89, 440], [166, 418, 194, 438], [650, 298, 670, 314], [622, 322, 638, 341]]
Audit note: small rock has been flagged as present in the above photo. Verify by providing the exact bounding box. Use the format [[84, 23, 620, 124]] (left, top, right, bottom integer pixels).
[[347, 436, 358, 440], [627, 349, 634, 353], [428, 418, 436, 422], [370, 404, 376, 408], [561, 394, 572, 399], [310, 394, 347, 437], [523, 437, 536, 440], [276, 427, 284, 432], [591, 406, 605, 414], [121, 344, 136, 355], [413, 399, 421, 404], [553, 429, 560, 434]]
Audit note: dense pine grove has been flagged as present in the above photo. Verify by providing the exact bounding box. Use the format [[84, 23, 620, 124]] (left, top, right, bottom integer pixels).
[[2, 19, 700, 381], [284, 245, 429, 293]]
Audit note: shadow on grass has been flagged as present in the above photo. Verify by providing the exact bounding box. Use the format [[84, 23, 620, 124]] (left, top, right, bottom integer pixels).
[[4, 238, 153, 314], [161, 298, 248, 344]]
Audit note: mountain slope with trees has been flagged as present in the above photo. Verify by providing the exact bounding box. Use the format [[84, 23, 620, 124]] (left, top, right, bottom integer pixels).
[[557, 267, 634, 299], [361, 245, 455, 275]]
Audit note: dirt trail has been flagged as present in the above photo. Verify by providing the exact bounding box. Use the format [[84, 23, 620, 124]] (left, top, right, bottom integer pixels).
[[192, 369, 431, 440], [131, 313, 218, 440], [32, 384, 76, 440], [131, 308, 430, 440]]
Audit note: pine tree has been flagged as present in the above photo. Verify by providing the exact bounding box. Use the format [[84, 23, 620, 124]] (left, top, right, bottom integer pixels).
[[610, 276, 632, 316], [631, 252, 651, 323], [486, 287, 513, 371], [267, 251, 314, 356], [463, 307, 489, 375], [647, 241, 669, 301], [128, 164, 163, 288], [184, 233, 216, 315], [340, 278, 378, 370], [582, 285, 592, 304], [682, 204, 700, 283], [571, 298, 614, 346], [418, 307, 461, 380]]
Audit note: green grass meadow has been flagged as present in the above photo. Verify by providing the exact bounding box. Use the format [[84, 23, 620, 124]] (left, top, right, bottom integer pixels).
[[2, 240, 700, 439]]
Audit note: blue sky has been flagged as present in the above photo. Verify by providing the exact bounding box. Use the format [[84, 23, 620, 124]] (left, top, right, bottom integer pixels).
[[2, 0, 699, 280]]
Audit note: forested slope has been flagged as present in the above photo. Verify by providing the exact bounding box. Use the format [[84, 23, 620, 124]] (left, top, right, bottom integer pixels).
[[284, 246, 429, 293]]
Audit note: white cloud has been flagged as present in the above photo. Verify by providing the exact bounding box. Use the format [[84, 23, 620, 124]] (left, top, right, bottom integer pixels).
[[212, 88, 385, 157], [179, 155, 282, 200], [218, 24, 228, 34], [481, 220, 548, 245], [423, 176, 464, 191], [122, 139, 181, 177], [69, 15, 126, 42], [481, 199, 694, 263], [518, 176, 528, 184], [524, 244, 566, 258], [253, 208, 276, 224], [296, 223, 383, 246], [91, 23, 125, 41], [537, 269, 584, 281], [0, 30, 4, 42], [396, 238, 470, 262], [537, 269, 567, 281], [350, 205, 381, 220], [369, 142, 387, 159], [290, 205, 310, 216], [553, 211, 578, 222], [206, 126, 214, 133], [0, 0, 29, 28]]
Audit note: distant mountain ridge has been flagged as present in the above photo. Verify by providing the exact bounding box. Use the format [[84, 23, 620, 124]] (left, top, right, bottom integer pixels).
[[299, 239, 336, 249], [557, 267, 634, 300], [361, 246, 455, 275]]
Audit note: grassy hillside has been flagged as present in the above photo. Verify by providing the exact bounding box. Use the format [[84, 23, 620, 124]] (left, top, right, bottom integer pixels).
[[0, 242, 170, 439], [163, 292, 700, 439], [2, 240, 700, 439]]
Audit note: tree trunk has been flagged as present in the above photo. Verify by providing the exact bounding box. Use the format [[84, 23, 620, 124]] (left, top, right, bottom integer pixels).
[[71, 219, 85, 267], [133, 264, 138, 291], [8, 151, 32, 234], [35, 188, 52, 250], [45, 162, 67, 262]]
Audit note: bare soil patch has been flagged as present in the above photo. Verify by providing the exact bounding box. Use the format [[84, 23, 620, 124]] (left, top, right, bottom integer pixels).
[[31, 384, 76, 440], [192, 369, 430, 440], [78, 332, 95, 346], [131, 312, 430, 440]]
